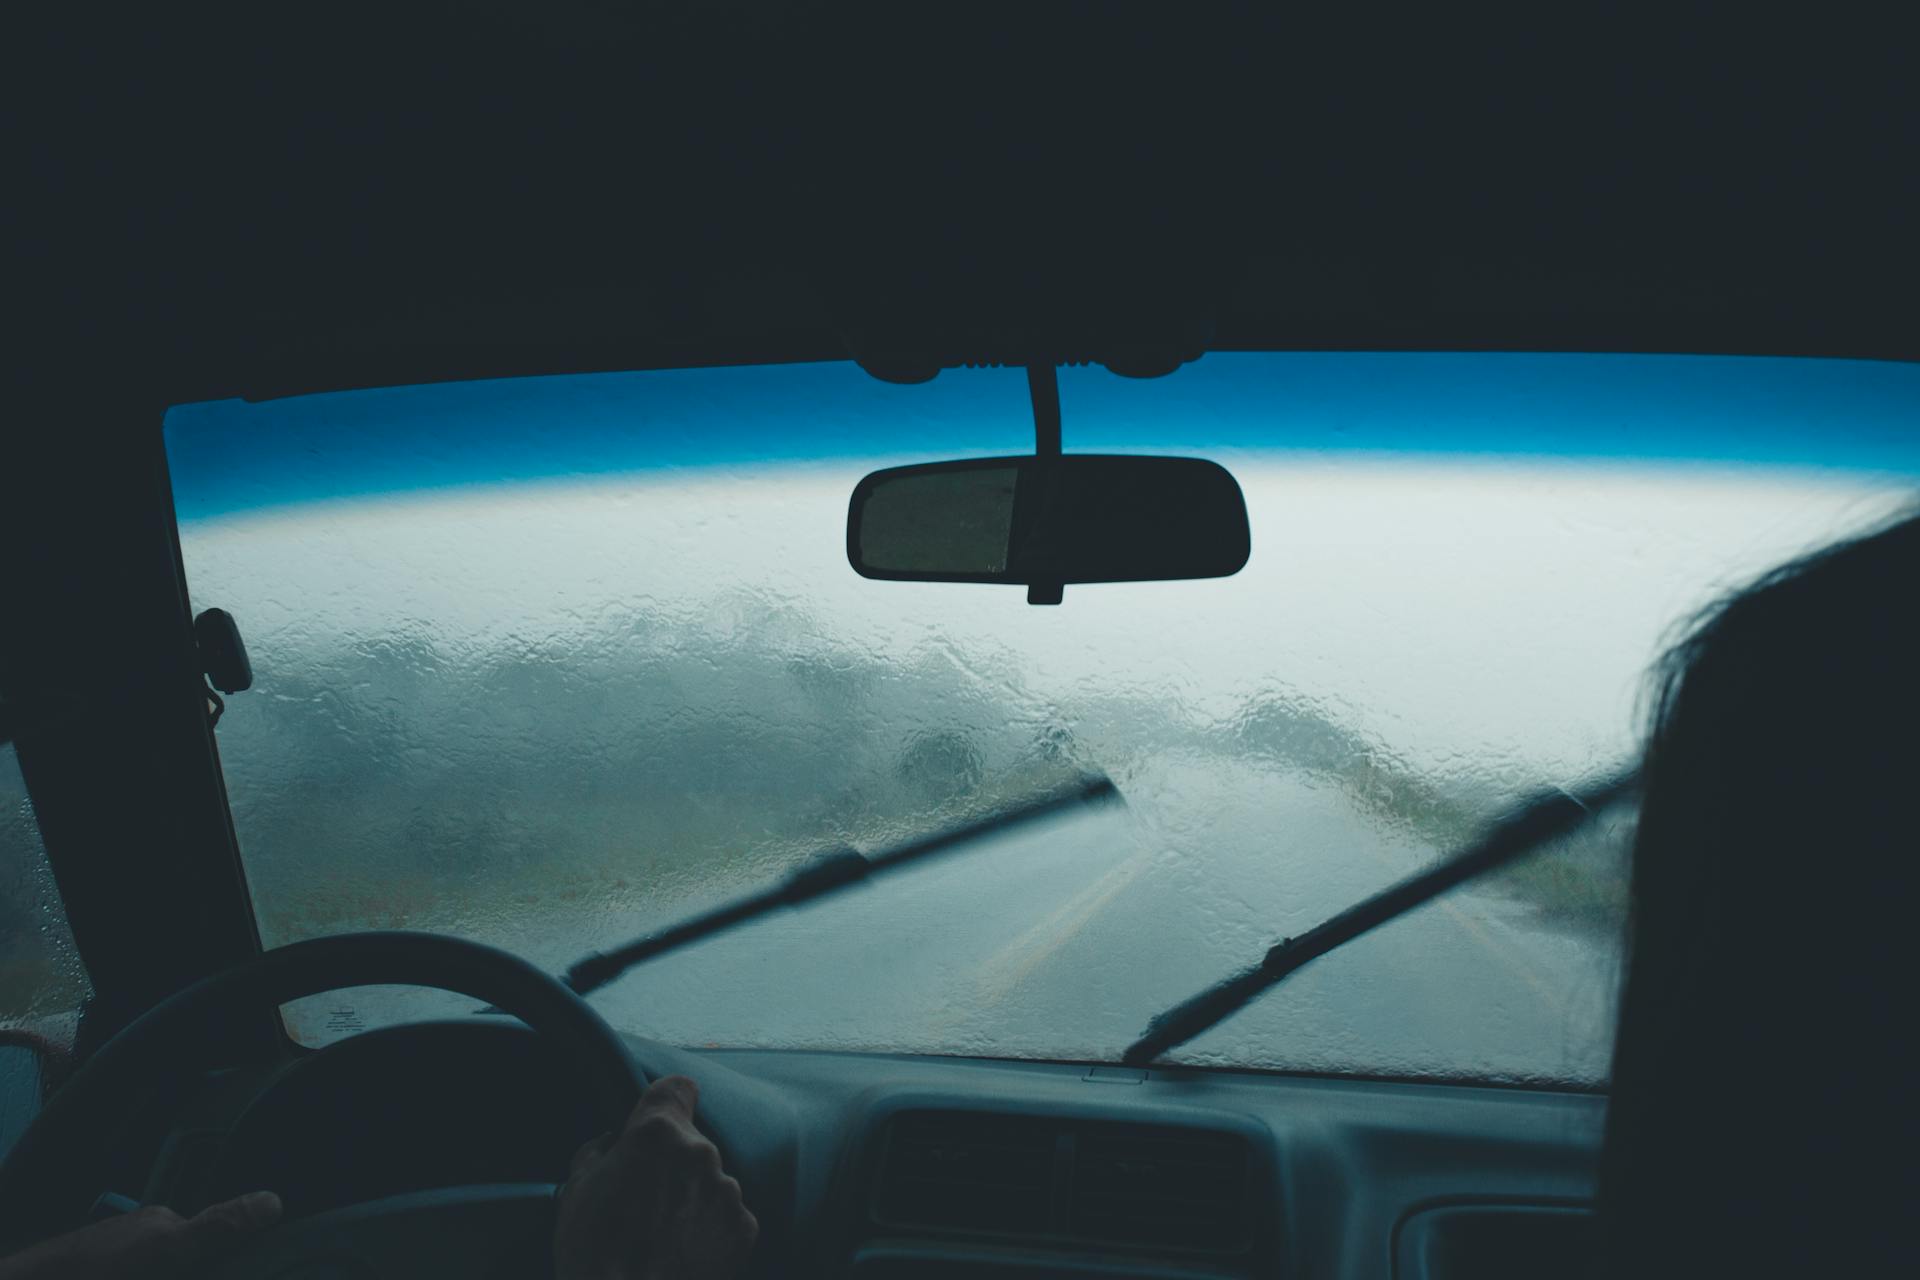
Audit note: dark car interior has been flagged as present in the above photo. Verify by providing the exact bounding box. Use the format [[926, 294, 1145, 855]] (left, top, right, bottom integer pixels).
[[4, 4, 1915, 1277]]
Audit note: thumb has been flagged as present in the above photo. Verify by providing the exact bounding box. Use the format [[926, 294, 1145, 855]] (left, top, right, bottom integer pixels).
[[632, 1074, 700, 1123], [182, 1190, 282, 1259]]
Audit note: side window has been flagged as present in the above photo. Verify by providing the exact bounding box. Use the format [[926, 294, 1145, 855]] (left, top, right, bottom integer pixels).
[[0, 744, 91, 1046]]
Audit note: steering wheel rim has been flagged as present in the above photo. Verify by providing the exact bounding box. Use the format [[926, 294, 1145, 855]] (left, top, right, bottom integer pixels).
[[0, 930, 646, 1252]]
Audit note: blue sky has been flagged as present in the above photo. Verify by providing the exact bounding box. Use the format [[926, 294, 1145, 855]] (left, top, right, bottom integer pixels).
[[165, 353, 1920, 521]]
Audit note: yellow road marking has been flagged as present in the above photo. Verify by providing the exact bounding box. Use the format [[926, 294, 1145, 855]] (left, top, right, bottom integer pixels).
[[935, 813, 1562, 1035], [941, 845, 1157, 1022]]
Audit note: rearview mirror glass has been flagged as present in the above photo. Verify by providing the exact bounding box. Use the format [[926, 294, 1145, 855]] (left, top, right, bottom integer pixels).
[[847, 455, 1250, 587]]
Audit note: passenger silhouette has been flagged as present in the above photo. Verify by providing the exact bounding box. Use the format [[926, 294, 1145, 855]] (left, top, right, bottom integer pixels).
[[1599, 508, 1920, 1276]]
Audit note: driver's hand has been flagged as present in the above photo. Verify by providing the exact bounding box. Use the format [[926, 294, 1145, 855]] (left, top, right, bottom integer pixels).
[[0, 1191, 281, 1280], [555, 1075, 758, 1280]]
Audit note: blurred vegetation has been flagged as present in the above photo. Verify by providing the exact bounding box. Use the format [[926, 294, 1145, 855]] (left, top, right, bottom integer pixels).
[[1485, 812, 1634, 934]]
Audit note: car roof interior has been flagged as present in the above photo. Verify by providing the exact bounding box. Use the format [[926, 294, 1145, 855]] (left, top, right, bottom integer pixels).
[[5, 4, 1915, 1278]]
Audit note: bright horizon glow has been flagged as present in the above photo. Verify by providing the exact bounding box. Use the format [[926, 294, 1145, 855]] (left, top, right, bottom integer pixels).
[[164, 353, 1920, 521]]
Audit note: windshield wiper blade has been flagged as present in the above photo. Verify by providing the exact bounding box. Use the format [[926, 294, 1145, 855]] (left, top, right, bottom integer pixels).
[[1119, 770, 1639, 1066], [558, 772, 1123, 999]]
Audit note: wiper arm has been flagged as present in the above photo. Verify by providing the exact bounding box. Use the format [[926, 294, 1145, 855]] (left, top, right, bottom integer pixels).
[[560, 772, 1123, 999], [1119, 770, 1639, 1066]]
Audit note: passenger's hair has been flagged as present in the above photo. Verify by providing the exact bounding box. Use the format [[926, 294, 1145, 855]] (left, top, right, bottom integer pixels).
[[1599, 507, 1920, 1276]]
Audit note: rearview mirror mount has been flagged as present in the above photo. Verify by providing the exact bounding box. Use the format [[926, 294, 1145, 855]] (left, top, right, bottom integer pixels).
[[847, 365, 1250, 604]]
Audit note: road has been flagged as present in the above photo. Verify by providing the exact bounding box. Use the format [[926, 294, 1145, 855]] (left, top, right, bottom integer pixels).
[[291, 759, 1620, 1086]]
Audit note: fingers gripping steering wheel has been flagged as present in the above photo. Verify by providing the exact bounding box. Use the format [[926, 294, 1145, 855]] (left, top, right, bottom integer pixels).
[[0, 931, 648, 1276]]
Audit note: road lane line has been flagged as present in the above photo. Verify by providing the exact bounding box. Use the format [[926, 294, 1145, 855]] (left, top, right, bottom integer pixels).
[[935, 845, 1157, 1024], [1348, 834, 1563, 1009]]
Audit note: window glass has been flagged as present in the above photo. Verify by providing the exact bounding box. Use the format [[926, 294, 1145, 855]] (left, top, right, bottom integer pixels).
[[166, 354, 1920, 1082], [0, 744, 91, 1047]]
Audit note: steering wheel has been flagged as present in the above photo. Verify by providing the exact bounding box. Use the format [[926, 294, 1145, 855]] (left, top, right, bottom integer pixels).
[[0, 931, 647, 1276]]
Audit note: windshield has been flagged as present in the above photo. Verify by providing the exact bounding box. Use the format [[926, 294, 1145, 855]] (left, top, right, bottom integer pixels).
[[165, 354, 1920, 1084]]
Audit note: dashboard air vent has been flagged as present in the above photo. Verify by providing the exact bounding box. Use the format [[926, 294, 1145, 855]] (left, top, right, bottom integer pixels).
[[872, 1111, 1253, 1254], [874, 1111, 1057, 1235], [1070, 1124, 1250, 1250]]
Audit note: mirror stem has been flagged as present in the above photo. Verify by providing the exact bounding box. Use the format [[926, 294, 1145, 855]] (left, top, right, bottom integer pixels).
[[1024, 364, 1064, 604], [1027, 364, 1061, 457]]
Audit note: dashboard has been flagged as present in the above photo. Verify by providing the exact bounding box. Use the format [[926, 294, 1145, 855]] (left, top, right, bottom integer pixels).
[[145, 1021, 1604, 1279]]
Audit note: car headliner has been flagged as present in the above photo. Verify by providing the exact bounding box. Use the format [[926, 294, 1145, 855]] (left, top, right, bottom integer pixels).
[[12, 2, 1918, 414]]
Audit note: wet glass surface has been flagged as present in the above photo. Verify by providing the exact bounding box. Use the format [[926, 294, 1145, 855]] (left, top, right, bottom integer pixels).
[[0, 745, 90, 1044], [166, 355, 1920, 1081]]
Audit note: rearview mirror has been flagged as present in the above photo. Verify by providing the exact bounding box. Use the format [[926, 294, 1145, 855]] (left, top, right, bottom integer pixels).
[[847, 455, 1250, 598]]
